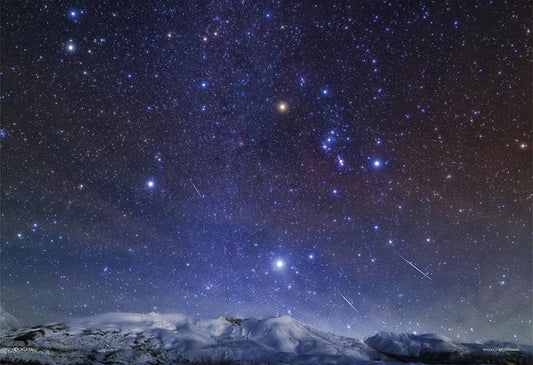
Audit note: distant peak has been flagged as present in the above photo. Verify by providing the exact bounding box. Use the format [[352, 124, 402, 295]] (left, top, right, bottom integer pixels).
[[224, 317, 243, 326]]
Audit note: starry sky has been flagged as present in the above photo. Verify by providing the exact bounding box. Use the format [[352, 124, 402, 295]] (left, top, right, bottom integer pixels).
[[1, 0, 531, 343]]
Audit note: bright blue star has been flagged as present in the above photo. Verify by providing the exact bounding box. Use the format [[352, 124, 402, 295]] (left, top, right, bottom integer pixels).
[[146, 179, 156, 189], [371, 159, 382, 168], [68, 9, 79, 20], [65, 41, 76, 53], [332, 188, 339, 196], [200, 81, 208, 89], [320, 88, 329, 96], [273, 258, 285, 270]]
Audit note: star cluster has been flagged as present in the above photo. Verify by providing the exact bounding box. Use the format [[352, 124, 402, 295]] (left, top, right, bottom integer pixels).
[[1, 1, 531, 343]]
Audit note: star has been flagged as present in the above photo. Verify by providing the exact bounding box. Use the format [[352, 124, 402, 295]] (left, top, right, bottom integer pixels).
[[67, 9, 81, 21], [65, 41, 76, 53], [277, 102, 288, 113], [371, 159, 382, 168], [146, 179, 156, 189], [274, 259, 285, 269]]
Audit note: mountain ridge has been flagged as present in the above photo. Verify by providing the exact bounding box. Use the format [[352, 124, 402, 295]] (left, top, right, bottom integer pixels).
[[0, 312, 530, 364]]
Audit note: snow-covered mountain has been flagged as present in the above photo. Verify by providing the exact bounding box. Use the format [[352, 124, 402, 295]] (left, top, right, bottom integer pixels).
[[366, 332, 531, 364], [0, 312, 530, 364]]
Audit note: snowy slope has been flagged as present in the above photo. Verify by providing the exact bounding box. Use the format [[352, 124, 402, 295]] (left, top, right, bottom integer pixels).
[[0, 312, 531, 364], [0, 312, 385, 364], [365, 331, 532, 364], [0, 307, 20, 331], [365, 332, 467, 357]]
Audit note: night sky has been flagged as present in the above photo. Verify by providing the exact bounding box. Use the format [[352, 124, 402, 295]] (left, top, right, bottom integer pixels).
[[1, 1, 531, 343]]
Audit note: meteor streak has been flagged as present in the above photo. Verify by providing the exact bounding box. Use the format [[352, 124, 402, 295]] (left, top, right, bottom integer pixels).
[[339, 292, 358, 312], [396, 253, 433, 281], [190, 179, 203, 198]]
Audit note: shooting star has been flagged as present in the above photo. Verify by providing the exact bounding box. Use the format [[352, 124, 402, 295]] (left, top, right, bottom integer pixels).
[[339, 292, 358, 313], [396, 253, 433, 281], [189, 179, 203, 198]]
